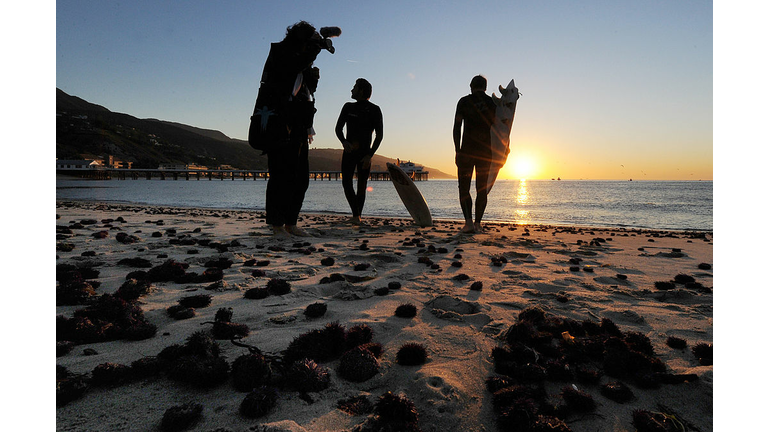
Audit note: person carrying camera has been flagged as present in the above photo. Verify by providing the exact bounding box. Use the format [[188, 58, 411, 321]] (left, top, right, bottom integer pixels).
[[254, 21, 338, 237]]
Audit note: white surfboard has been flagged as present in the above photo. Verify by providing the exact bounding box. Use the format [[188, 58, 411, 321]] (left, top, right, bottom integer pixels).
[[487, 79, 520, 193], [386, 162, 433, 227]]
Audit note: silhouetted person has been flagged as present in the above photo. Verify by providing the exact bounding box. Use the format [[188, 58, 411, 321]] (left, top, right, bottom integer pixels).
[[252, 21, 337, 237], [335, 78, 383, 225], [453, 75, 496, 233]]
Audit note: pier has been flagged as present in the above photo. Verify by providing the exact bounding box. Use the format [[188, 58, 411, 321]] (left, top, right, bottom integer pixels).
[[59, 168, 429, 181]]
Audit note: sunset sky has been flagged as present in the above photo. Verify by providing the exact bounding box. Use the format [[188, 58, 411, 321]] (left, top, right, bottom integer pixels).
[[55, 0, 713, 180]]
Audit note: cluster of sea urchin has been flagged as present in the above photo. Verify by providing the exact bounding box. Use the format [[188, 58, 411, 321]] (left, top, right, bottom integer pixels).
[[163, 331, 229, 388], [487, 307, 702, 431], [57, 293, 157, 344]]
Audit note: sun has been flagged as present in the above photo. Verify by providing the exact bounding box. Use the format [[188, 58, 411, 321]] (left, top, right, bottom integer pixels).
[[507, 155, 537, 179]]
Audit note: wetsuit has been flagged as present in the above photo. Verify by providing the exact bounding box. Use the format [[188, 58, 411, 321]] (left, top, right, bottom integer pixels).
[[453, 91, 496, 223], [335, 100, 383, 217]]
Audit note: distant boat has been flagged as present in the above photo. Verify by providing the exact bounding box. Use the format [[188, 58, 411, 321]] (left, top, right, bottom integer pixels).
[[397, 160, 425, 174]]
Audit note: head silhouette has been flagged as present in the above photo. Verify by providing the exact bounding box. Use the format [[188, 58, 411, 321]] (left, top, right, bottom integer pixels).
[[470, 75, 487, 92], [284, 21, 317, 44], [354, 78, 373, 100]]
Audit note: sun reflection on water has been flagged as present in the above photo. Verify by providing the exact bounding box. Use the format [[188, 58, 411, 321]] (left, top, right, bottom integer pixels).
[[516, 179, 528, 204], [514, 179, 530, 222]]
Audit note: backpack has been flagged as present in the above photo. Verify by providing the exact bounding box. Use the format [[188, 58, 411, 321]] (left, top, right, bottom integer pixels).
[[248, 86, 289, 154]]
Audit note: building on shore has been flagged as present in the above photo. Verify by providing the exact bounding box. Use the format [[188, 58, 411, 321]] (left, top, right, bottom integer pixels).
[[56, 159, 101, 171]]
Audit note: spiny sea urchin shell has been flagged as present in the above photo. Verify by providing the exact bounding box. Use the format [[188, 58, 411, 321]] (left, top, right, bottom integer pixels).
[[286, 358, 331, 392], [600, 381, 634, 403], [346, 324, 373, 349], [239, 386, 278, 418], [692, 342, 713, 366], [304, 302, 327, 318], [396, 342, 428, 366], [560, 386, 595, 412], [178, 294, 212, 309], [395, 303, 418, 318], [231, 353, 272, 392], [161, 402, 203, 432], [283, 322, 348, 364], [374, 391, 420, 425], [266, 278, 291, 295], [214, 307, 233, 323], [243, 287, 270, 299], [338, 346, 380, 382]]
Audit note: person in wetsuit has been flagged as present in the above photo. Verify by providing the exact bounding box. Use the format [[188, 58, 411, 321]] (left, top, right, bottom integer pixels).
[[335, 78, 384, 225], [453, 75, 496, 233]]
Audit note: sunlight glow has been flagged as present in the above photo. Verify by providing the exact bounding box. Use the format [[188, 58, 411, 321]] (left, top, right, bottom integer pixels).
[[507, 155, 538, 180]]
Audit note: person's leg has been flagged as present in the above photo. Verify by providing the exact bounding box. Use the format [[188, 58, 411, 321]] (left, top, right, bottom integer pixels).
[[456, 155, 475, 233], [341, 152, 360, 222], [474, 157, 492, 232], [355, 159, 371, 218], [285, 141, 311, 236], [266, 145, 290, 229]]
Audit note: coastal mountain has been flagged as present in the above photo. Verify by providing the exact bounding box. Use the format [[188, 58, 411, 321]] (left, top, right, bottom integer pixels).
[[56, 89, 454, 178]]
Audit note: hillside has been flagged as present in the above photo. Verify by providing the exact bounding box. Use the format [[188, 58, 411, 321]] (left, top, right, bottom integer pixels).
[[55, 88, 454, 178]]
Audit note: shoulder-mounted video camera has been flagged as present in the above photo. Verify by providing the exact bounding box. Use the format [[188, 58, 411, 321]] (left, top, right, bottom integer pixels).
[[313, 26, 342, 54]]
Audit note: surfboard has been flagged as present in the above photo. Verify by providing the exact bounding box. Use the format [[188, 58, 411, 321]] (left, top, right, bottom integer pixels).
[[386, 162, 433, 227], [487, 79, 520, 193]]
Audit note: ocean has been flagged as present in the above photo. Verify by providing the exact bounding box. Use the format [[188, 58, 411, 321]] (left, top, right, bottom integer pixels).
[[55, 177, 713, 231]]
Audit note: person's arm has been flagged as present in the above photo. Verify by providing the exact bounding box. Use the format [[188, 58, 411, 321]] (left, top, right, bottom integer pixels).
[[368, 107, 384, 157], [453, 100, 464, 166], [335, 104, 352, 151], [453, 103, 463, 150]]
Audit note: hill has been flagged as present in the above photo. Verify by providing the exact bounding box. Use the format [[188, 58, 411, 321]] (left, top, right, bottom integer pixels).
[[55, 88, 454, 178]]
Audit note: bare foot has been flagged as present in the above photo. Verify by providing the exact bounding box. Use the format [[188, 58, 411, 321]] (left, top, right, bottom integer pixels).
[[272, 225, 291, 238], [285, 225, 312, 237], [460, 222, 475, 233], [349, 215, 362, 225], [474, 222, 483, 232]]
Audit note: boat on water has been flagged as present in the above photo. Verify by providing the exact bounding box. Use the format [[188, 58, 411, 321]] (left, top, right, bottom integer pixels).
[[397, 159, 425, 174]]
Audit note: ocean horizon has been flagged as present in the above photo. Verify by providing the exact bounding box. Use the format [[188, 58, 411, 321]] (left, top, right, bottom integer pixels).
[[56, 177, 713, 232]]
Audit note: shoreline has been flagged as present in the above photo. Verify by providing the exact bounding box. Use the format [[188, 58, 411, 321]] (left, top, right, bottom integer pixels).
[[56, 199, 714, 235], [55, 199, 713, 431]]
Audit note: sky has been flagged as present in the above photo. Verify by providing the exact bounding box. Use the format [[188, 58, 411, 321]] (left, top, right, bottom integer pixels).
[[53, 0, 714, 180]]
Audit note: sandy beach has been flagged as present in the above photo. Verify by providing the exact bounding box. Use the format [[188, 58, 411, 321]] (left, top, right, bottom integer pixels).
[[54, 200, 713, 432]]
